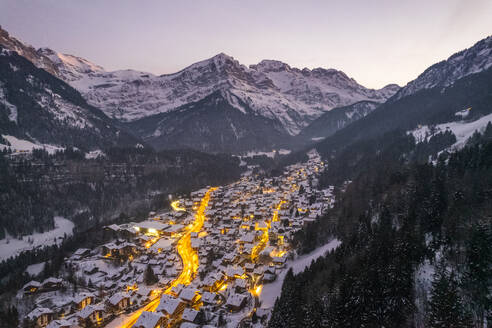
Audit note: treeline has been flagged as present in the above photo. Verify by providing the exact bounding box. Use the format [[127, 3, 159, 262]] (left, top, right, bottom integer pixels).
[[0, 146, 242, 238], [270, 125, 492, 327]]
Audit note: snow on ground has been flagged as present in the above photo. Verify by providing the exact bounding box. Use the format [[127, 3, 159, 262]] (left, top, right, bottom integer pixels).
[[0, 135, 64, 155], [0, 217, 74, 261], [311, 137, 325, 141], [242, 149, 291, 159], [260, 239, 341, 309], [85, 149, 105, 159], [25, 262, 45, 276], [410, 111, 492, 149]]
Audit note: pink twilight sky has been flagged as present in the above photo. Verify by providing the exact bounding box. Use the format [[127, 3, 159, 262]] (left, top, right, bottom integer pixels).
[[1, 0, 492, 89]]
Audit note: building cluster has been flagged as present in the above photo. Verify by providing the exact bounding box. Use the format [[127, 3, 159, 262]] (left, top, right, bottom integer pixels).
[[19, 151, 334, 328]]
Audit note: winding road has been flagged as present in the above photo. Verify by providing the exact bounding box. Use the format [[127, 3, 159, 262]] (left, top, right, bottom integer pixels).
[[118, 187, 216, 328]]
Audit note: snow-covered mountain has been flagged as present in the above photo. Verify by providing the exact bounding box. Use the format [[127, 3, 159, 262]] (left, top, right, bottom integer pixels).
[[0, 26, 59, 76], [0, 26, 400, 151], [44, 52, 398, 135], [0, 45, 141, 151], [298, 100, 380, 141], [394, 35, 492, 100]]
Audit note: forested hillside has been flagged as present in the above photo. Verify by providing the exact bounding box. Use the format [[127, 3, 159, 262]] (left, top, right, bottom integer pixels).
[[0, 147, 242, 238], [270, 126, 492, 327]]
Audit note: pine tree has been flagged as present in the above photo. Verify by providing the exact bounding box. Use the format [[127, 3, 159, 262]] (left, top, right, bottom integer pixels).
[[143, 264, 158, 285], [428, 268, 472, 328], [463, 222, 492, 326]]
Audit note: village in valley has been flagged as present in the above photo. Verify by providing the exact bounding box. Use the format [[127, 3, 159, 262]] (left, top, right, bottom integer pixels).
[[18, 151, 335, 328]]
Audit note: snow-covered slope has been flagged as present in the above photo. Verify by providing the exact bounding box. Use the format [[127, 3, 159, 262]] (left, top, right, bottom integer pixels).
[[394, 35, 492, 100], [298, 100, 380, 141], [409, 110, 492, 150], [0, 26, 400, 147], [0, 26, 59, 76], [0, 46, 141, 151]]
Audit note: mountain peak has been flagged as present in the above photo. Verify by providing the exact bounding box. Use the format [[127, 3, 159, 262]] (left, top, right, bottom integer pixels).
[[0, 26, 59, 76], [394, 34, 492, 100], [250, 59, 291, 72]]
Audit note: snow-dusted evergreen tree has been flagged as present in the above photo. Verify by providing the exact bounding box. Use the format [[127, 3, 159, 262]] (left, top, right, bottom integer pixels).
[[463, 222, 492, 326], [143, 264, 158, 285], [268, 269, 299, 328], [428, 267, 472, 328]]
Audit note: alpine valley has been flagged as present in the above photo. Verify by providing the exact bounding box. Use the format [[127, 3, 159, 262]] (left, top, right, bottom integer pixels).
[[2, 18, 492, 328]]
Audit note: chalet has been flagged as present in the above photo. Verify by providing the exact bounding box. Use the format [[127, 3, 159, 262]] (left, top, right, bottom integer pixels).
[[272, 254, 288, 267], [179, 287, 201, 304], [134, 221, 170, 236], [75, 304, 105, 327], [149, 238, 172, 254], [73, 292, 95, 311], [156, 294, 186, 318], [107, 292, 131, 313], [234, 278, 248, 292], [72, 248, 91, 260], [163, 224, 185, 236], [27, 307, 54, 328], [181, 308, 200, 324], [224, 266, 244, 279], [41, 277, 63, 291], [201, 291, 219, 305], [102, 241, 137, 259], [23, 280, 41, 294], [134, 311, 166, 328], [226, 293, 248, 312], [134, 286, 157, 305]]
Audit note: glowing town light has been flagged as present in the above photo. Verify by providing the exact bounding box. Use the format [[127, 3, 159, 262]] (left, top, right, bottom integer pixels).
[[171, 200, 186, 212]]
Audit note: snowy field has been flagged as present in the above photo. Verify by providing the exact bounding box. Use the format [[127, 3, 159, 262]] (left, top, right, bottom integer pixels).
[[0, 135, 64, 155], [0, 216, 74, 261], [242, 149, 291, 159], [260, 239, 341, 309], [410, 111, 492, 150], [25, 262, 46, 276], [311, 137, 325, 141]]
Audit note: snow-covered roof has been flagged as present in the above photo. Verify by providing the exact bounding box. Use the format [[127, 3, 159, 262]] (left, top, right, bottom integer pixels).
[[135, 221, 170, 231], [201, 292, 217, 304], [134, 311, 163, 328], [179, 287, 199, 302], [42, 277, 62, 285], [73, 292, 95, 304], [156, 294, 182, 315], [23, 280, 41, 289], [108, 292, 129, 305], [181, 308, 199, 322], [76, 303, 105, 319], [226, 293, 247, 307], [27, 307, 53, 320]]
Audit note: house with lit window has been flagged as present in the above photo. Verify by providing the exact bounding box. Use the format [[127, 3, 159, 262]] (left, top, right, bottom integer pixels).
[[72, 292, 95, 311], [27, 307, 54, 328], [23, 280, 41, 294], [134, 311, 166, 328], [107, 292, 131, 314], [75, 303, 105, 327], [156, 294, 186, 318]]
